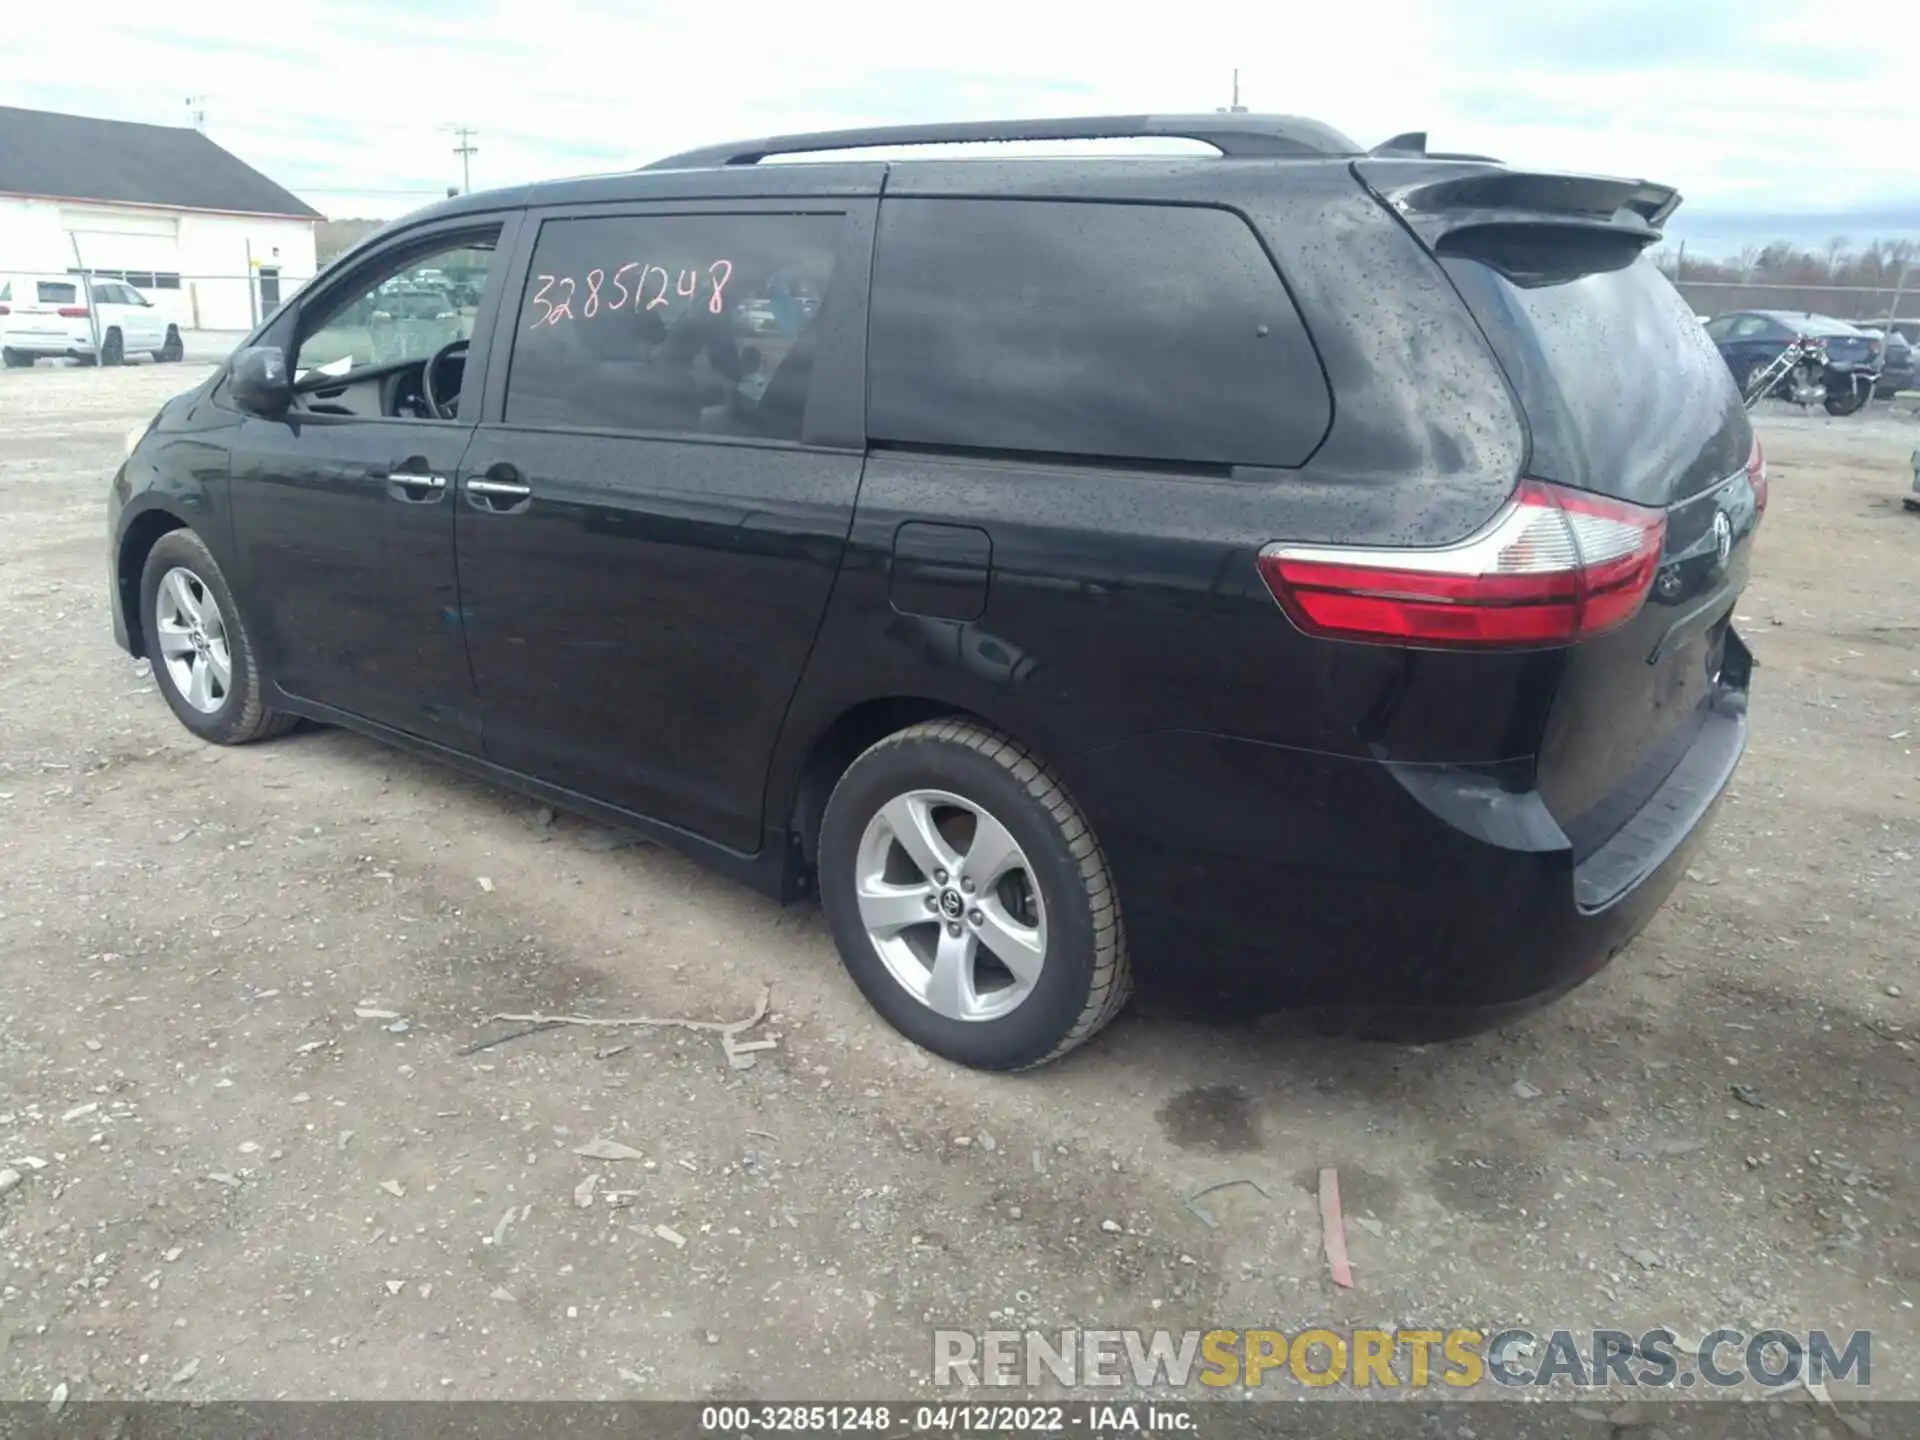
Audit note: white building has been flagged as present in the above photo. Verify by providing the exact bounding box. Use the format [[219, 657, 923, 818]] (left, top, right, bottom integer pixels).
[[0, 105, 321, 332]]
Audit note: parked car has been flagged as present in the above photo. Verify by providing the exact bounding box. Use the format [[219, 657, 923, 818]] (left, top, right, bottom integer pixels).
[[106, 114, 1761, 1070], [1861, 327, 1914, 398], [1703, 310, 1879, 415], [0, 274, 183, 367]]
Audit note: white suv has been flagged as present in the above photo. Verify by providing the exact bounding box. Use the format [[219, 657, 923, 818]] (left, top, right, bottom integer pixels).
[[0, 275, 184, 367]]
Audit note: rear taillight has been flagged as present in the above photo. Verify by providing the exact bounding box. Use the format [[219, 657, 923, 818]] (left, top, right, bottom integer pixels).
[[1747, 436, 1768, 519], [56, 305, 90, 318], [1257, 480, 1667, 649]]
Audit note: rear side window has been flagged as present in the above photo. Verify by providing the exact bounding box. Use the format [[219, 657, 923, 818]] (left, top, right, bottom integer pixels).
[[37, 281, 78, 304], [867, 199, 1329, 469], [504, 212, 844, 442]]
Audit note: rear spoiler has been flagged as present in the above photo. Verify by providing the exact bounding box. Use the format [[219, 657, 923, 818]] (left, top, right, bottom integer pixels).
[[1355, 159, 1681, 245]]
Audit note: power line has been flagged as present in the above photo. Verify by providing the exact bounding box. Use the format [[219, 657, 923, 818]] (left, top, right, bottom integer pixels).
[[449, 126, 479, 195]]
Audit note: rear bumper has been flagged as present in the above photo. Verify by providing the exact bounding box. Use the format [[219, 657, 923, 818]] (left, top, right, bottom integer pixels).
[[1059, 679, 1747, 1019], [3, 325, 93, 355]]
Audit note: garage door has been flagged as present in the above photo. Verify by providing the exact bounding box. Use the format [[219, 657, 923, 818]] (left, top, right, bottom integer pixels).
[[61, 209, 188, 323]]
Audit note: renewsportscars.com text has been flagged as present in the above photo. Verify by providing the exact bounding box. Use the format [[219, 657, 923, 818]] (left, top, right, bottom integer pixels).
[[933, 1327, 1871, 1392]]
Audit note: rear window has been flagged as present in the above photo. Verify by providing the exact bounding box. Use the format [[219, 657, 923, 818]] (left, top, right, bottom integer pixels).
[[867, 199, 1330, 470], [36, 281, 78, 304], [1441, 248, 1750, 506]]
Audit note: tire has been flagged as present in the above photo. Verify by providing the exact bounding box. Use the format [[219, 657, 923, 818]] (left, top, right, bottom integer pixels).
[[156, 327, 183, 363], [1739, 362, 1769, 404], [1, 347, 29, 369], [817, 719, 1130, 1070], [138, 528, 297, 745], [99, 328, 124, 367], [1824, 389, 1867, 417]]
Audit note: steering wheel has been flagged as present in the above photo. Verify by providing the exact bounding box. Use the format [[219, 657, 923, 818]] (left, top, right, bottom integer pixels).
[[422, 338, 468, 419]]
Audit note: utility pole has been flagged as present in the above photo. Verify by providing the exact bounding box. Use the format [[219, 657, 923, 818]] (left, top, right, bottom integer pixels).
[[449, 126, 479, 194]]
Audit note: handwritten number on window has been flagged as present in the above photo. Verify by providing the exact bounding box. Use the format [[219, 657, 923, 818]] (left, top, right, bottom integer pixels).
[[527, 274, 555, 329], [610, 262, 637, 312], [526, 259, 741, 327]]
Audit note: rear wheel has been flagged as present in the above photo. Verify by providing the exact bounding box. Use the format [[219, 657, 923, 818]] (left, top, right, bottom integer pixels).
[[817, 719, 1130, 1070], [99, 328, 124, 367], [1824, 388, 1868, 417], [155, 327, 184, 363], [1, 347, 30, 369], [138, 529, 296, 745]]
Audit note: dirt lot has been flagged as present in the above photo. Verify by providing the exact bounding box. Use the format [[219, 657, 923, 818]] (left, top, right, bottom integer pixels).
[[1, 363, 1917, 1406]]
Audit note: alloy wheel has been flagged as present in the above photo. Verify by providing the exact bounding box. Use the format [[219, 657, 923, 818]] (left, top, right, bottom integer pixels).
[[154, 566, 232, 714], [853, 788, 1047, 1022]]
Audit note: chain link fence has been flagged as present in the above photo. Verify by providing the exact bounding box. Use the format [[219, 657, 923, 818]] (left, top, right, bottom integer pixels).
[[1, 265, 313, 332], [1670, 278, 1917, 329]]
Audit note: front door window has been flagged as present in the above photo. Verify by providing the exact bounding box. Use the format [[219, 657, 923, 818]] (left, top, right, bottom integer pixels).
[[296, 240, 496, 378]]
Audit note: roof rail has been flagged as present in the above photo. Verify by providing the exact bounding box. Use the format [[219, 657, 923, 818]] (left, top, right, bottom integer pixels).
[[641, 113, 1360, 170]]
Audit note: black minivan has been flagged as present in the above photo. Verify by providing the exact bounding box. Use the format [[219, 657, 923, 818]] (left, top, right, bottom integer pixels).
[[108, 114, 1762, 1070]]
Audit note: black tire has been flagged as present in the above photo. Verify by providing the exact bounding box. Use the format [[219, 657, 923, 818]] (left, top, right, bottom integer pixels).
[[817, 719, 1130, 1070], [1824, 389, 1867, 417], [1, 347, 30, 369], [138, 528, 297, 745], [156, 327, 184, 363], [1739, 362, 1769, 405], [99, 328, 124, 367]]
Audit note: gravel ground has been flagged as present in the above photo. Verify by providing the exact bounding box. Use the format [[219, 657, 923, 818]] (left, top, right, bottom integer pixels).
[[1, 364, 1917, 1407]]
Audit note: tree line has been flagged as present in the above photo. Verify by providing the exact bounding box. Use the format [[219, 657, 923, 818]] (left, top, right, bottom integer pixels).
[[1650, 237, 1917, 288]]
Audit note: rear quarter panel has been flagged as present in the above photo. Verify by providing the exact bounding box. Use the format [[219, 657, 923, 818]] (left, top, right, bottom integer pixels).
[[765, 162, 1545, 837]]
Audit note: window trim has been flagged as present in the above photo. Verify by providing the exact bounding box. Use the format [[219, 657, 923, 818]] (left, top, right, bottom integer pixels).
[[478, 197, 876, 448]]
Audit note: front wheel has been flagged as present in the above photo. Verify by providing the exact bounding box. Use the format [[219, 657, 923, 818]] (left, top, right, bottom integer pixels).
[[155, 327, 184, 363], [817, 719, 1130, 1070], [1739, 361, 1771, 406], [139, 529, 297, 745]]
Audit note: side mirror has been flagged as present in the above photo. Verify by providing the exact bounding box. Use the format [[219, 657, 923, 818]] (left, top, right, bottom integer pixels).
[[230, 345, 293, 418]]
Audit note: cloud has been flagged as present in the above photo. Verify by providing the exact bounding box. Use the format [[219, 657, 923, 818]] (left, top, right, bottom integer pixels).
[[8, 0, 1918, 253]]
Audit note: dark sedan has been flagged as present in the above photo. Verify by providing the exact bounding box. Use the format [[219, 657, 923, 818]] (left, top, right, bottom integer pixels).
[[1704, 310, 1880, 414]]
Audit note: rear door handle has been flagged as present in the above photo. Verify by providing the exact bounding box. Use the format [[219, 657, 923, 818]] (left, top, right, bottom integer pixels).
[[466, 467, 533, 514]]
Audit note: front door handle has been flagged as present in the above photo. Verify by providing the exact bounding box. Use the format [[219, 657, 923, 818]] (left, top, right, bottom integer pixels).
[[384, 472, 449, 503], [466, 466, 533, 515]]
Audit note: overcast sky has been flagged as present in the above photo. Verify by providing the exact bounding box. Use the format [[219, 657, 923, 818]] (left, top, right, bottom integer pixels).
[[12, 0, 1920, 257]]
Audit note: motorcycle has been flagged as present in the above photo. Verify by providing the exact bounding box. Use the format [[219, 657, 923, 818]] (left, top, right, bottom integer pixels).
[[1739, 336, 1876, 415]]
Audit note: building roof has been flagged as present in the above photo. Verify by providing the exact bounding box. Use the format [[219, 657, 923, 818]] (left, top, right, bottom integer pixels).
[[0, 106, 322, 220]]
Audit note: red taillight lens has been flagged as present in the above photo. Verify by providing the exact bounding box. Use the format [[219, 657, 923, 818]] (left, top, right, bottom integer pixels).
[[1257, 480, 1667, 649], [1747, 436, 1767, 518], [56, 305, 90, 318]]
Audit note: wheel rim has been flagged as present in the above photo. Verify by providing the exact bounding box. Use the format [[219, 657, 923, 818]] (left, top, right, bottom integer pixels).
[[154, 566, 232, 714], [854, 788, 1047, 1022]]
